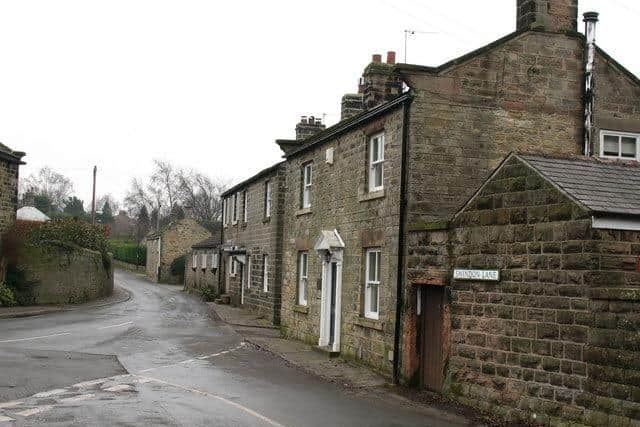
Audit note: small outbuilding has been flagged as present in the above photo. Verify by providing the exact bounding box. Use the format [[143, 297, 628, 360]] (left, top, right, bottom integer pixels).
[[185, 236, 221, 295], [145, 217, 211, 284], [404, 153, 640, 426]]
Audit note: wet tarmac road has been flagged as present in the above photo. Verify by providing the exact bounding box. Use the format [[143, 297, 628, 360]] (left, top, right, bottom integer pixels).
[[0, 269, 454, 426]]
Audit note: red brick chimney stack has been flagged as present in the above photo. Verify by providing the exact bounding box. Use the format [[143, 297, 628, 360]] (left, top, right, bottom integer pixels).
[[386, 51, 396, 65]]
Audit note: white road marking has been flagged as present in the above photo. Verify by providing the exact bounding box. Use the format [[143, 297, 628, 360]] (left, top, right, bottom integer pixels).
[[103, 384, 132, 392], [0, 415, 14, 422], [98, 321, 133, 330], [72, 379, 107, 388], [0, 400, 22, 409], [60, 394, 94, 403], [138, 342, 246, 373], [134, 377, 153, 384], [138, 376, 285, 427], [15, 405, 53, 417], [0, 332, 70, 343], [33, 388, 67, 398]]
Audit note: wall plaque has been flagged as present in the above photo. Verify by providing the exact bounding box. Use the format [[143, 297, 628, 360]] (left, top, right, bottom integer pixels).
[[453, 269, 500, 282]]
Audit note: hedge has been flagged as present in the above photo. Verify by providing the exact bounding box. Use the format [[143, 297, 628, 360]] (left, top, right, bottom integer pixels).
[[108, 240, 146, 266]]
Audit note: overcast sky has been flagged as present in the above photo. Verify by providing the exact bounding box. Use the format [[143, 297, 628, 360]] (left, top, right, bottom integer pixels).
[[1, 0, 638, 209]]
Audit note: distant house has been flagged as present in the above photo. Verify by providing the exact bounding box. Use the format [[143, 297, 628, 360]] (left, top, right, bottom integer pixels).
[[111, 210, 136, 240], [185, 236, 221, 295], [17, 206, 50, 223], [145, 217, 211, 284]]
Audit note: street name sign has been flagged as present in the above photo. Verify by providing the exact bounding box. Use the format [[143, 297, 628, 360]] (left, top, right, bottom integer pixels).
[[453, 269, 500, 282]]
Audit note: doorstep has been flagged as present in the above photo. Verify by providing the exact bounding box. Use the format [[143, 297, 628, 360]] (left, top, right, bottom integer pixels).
[[312, 345, 340, 358]]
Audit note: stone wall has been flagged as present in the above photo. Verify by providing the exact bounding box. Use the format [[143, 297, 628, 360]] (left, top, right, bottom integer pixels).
[[146, 236, 160, 282], [18, 243, 113, 305], [222, 166, 284, 324], [185, 249, 220, 295], [402, 31, 585, 227], [407, 156, 640, 426], [0, 159, 19, 238], [280, 106, 405, 374]]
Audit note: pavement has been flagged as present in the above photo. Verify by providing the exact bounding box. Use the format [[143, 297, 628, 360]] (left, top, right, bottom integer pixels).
[[208, 302, 389, 389], [0, 286, 131, 319], [0, 268, 475, 426]]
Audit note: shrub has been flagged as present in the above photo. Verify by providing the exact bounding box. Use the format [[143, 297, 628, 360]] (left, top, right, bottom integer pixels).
[[108, 240, 146, 266], [29, 218, 108, 253], [200, 286, 217, 302], [0, 282, 17, 307]]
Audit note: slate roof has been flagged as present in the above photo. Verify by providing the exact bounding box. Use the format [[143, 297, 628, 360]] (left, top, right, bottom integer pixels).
[[520, 155, 640, 216], [192, 236, 220, 249], [0, 142, 26, 164]]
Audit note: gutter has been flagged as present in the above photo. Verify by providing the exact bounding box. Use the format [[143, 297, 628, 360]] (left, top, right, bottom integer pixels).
[[393, 96, 412, 384]]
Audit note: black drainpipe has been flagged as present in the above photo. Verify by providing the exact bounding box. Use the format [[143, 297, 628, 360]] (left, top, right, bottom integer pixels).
[[393, 96, 412, 385]]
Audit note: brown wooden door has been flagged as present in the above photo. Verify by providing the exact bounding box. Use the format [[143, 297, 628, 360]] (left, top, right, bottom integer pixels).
[[421, 286, 445, 391]]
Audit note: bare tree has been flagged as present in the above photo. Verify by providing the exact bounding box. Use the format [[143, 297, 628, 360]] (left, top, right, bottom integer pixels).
[[96, 194, 120, 213], [21, 166, 74, 210], [150, 160, 178, 214], [123, 178, 154, 217]]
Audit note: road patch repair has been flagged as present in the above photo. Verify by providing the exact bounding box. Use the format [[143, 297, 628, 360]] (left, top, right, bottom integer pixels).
[[0, 343, 274, 425]]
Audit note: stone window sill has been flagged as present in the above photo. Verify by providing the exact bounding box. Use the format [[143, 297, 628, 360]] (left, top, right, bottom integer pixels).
[[296, 208, 312, 217], [359, 189, 385, 203], [354, 316, 384, 331], [293, 304, 309, 314]]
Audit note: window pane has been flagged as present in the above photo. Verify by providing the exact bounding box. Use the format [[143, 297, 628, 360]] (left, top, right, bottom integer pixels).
[[370, 284, 378, 313], [621, 137, 636, 158], [368, 252, 376, 282], [376, 252, 381, 282], [374, 164, 383, 188], [371, 138, 379, 162], [603, 135, 619, 156]]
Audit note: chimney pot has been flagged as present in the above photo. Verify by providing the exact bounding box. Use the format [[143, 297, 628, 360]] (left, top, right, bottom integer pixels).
[[583, 11, 599, 23], [386, 51, 396, 65], [372, 54, 382, 63]]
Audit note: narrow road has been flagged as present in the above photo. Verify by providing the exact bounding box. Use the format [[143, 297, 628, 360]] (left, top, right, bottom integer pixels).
[[0, 269, 454, 426]]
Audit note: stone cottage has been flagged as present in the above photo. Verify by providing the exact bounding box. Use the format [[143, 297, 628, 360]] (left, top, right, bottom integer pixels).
[[0, 142, 25, 281], [220, 161, 285, 325], [218, 0, 640, 416], [185, 236, 221, 295], [408, 154, 640, 426], [145, 217, 211, 284], [0, 143, 25, 237]]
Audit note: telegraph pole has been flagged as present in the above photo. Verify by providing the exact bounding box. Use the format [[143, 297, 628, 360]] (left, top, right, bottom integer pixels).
[[91, 166, 97, 225]]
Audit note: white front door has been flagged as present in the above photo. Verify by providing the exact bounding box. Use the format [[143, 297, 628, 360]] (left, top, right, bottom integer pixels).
[[318, 250, 343, 352]]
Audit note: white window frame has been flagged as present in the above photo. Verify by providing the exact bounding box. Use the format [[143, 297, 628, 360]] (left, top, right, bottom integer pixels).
[[302, 163, 313, 209], [247, 255, 252, 289], [364, 248, 381, 320], [200, 253, 207, 270], [232, 193, 238, 224], [242, 190, 248, 223], [211, 253, 219, 269], [262, 254, 269, 292], [222, 199, 227, 227], [368, 132, 385, 192], [229, 256, 237, 277], [264, 180, 272, 218], [192, 253, 198, 269], [298, 252, 309, 306], [600, 130, 640, 161]]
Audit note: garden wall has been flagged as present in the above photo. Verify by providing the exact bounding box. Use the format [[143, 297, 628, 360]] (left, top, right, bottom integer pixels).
[[19, 243, 113, 304]]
